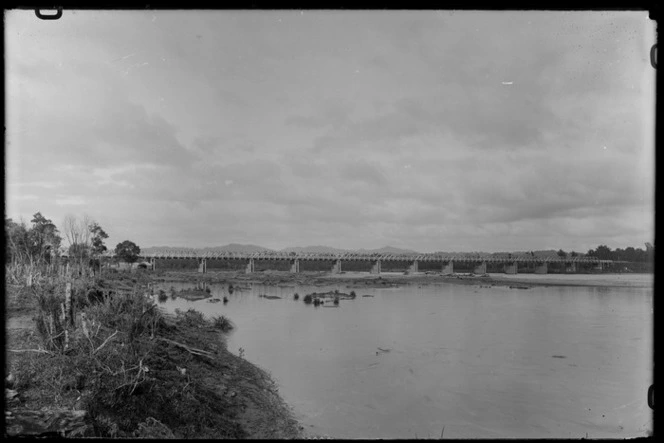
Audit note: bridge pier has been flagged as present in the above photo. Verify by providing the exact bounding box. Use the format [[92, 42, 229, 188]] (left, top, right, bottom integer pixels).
[[535, 262, 548, 274], [245, 259, 254, 274], [473, 261, 487, 275], [151, 258, 156, 271], [290, 259, 299, 273], [408, 260, 418, 273], [331, 259, 341, 274], [370, 260, 381, 274], [198, 258, 207, 273], [442, 260, 454, 275], [504, 261, 518, 274]]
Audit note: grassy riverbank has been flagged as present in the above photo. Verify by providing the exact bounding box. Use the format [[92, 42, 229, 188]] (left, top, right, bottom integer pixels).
[[5, 271, 303, 438]]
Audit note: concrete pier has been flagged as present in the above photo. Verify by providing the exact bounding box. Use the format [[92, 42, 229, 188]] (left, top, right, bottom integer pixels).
[[198, 258, 207, 273], [290, 259, 299, 273], [535, 262, 548, 274], [245, 258, 255, 274], [370, 260, 381, 274], [408, 260, 418, 273], [442, 260, 454, 275], [473, 261, 487, 275], [504, 261, 518, 274]]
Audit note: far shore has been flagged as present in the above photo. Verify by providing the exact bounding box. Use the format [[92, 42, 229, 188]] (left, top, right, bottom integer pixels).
[[145, 269, 653, 289]]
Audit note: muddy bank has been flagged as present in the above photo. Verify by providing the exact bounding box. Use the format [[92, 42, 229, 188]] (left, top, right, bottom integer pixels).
[[147, 269, 652, 289]]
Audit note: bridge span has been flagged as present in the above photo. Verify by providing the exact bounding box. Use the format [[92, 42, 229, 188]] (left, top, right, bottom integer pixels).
[[106, 251, 617, 275]]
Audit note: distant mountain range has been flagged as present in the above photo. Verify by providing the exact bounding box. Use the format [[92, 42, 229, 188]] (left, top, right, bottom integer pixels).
[[142, 245, 576, 257], [142, 244, 269, 254]]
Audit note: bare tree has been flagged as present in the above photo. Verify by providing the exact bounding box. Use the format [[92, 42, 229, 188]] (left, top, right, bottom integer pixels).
[[62, 214, 94, 274], [63, 214, 92, 249]]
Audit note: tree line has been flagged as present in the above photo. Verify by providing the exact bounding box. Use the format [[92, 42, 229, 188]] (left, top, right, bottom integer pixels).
[[584, 243, 654, 262], [553, 243, 654, 262], [5, 212, 142, 271]]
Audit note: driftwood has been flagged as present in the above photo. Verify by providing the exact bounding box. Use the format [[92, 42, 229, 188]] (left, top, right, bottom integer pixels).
[[157, 337, 214, 358], [5, 408, 90, 437]]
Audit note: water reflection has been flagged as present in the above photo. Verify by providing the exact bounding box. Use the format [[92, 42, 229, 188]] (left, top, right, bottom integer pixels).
[[154, 280, 652, 439]]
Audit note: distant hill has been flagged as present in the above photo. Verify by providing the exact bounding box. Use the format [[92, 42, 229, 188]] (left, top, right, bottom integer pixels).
[[143, 244, 274, 255], [356, 246, 419, 255], [279, 245, 349, 254], [141, 246, 198, 254], [200, 244, 275, 253]]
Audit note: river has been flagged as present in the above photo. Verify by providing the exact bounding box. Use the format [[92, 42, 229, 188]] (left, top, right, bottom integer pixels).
[[154, 277, 653, 438]]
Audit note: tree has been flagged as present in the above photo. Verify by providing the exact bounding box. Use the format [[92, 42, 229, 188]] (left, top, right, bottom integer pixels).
[[645, 243, 654, 263], [115, 240, 140, 264], [28, 212, 62, 264], [5, 217, 30, 265], [62, 214, 92, 250], [89, 222, 109, 256], [62, 214, 93, 269], [594, 245, 612, 260], [61, 215, 109, 274], [570, 251, 578, 257], [88, 222, 109, 275], [557, 249, 567, 258]]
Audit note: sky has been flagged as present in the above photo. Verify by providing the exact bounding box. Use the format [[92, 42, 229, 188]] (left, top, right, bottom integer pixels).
[[5, 10, 655, 253]]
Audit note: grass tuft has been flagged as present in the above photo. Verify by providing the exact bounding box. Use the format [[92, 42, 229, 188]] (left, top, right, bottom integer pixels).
[[157, 290, 168, 303], [211, 315, 234, 332]]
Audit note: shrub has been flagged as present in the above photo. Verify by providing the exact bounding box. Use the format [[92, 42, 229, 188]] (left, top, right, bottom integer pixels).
[[293, 293, 299, 300], [175, 309, 206, 328], [157, 290, 168, 303], [333, 296, 339, 305], [350, 290, 356, 298], [223, 296, 228, 304], [303, 294, 312, 304], [211, 315, 234, 332]]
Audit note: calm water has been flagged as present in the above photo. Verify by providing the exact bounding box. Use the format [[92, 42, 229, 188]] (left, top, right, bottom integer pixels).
[[155, 279, 653, 439]]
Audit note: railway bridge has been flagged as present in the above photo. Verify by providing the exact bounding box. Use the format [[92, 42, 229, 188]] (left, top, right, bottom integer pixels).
[[104, 251, 617, 275]]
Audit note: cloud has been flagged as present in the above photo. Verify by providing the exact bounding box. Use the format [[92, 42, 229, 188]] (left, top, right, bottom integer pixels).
[[285, 100, 354, 129], [55, 196, 86, 206], [337, 159, 388, 187], [4, 10, 654, 252]]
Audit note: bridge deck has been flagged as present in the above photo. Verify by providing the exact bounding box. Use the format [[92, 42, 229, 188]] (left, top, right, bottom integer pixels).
[[94, 251, 617, 264]]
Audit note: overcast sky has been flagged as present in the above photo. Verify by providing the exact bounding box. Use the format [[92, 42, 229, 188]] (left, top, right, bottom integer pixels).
[[5, 10, 655, 253]]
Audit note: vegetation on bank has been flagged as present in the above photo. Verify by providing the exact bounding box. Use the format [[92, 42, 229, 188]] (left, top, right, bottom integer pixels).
[[6, 271, 244, 437], [5, 211, 302, 438]]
